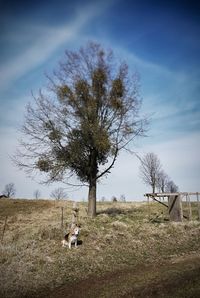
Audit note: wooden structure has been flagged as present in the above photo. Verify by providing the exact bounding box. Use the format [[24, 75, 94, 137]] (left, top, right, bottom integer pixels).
[[145, 192, 200, 222], [71, 202, 79, 226]]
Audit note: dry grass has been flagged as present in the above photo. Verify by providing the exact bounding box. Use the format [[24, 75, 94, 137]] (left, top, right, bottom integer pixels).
[[0, 198, 200, 297]]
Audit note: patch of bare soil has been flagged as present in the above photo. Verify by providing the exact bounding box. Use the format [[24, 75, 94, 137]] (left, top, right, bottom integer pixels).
[[39, 254, 200, 298]]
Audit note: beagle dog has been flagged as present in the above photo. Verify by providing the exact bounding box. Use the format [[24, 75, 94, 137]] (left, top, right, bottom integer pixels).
[[62, 224, 80, 249]]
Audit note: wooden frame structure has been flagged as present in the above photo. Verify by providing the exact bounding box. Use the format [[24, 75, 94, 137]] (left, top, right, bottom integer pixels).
[[145, 192, 200, 222]]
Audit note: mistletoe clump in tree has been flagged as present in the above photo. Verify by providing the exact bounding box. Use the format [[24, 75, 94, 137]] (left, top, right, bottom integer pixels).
[[15, 42, 146, 217]]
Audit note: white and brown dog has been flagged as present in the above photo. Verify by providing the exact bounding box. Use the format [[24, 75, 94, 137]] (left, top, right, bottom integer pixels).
[[62, 224, 80, 249]]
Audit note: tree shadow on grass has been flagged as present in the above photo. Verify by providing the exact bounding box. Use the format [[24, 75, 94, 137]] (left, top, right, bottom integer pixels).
[[97, 207, 134, 217]]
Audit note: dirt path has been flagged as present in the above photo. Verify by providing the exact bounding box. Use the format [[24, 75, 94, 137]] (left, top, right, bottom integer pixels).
[[45, 254, 200, 298]]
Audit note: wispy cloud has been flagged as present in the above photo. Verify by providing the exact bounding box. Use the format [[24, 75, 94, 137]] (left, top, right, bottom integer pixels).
[[0, 0, 113, 91], [105, 43, 187, 83], [112, 46, 200, 128]]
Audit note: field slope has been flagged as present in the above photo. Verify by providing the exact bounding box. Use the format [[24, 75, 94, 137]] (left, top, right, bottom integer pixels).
[[0, 198, 200, 297]]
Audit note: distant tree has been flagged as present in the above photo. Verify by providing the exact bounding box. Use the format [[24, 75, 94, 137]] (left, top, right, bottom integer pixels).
[[2, 183, 16, 198], [101, 196, 106, 202], [156, 170, 169, 193], [112, 196, 118, 202], [33, 189, 41, 199], [13, 42, 146, 217], [120, 194, 126, 202], [139, 152, 162, 193], [165, 180, 179, 193], [50, 187, 67, 200]]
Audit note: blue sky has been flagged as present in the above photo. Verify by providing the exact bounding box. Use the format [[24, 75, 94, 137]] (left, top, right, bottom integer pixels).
[[0, 0, 200, 200]]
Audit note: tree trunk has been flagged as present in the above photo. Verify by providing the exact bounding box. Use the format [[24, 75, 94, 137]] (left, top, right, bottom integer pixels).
[[87, 149, 98, 217], [88, 179, 97, 217]]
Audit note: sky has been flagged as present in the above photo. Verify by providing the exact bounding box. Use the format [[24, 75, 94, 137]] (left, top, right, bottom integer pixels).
[[0, 0, 200, 201]]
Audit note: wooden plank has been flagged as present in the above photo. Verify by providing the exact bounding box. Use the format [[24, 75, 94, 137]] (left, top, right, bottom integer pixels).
[[168, 195, 183, 222], [145, 193, 180, 197], [145, 192, 200, 197], [152, 197, 168, 208]]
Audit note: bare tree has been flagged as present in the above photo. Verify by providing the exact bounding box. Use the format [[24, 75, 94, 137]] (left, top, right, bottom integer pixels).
[[112, 196, 118, 202], [120, 194, 126, 202], [50, 187, 67, 200], [139, 152, 162, 193], [33, 189, 41, 199], [101, 196, 106, 202], [2, 183, 16, 198], [13, 42, 146, 217], [156, 170, 169, 193], [165, 180, 179, 193]]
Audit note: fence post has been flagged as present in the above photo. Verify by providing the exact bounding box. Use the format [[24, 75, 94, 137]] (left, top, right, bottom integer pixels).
[[61, 207, 64, 229], [186, 194, 192, 220], [72, 202, 79, 226], [147, 195, 150, 220], [1, 216, 8, 242], [197, 193, 200, 220]]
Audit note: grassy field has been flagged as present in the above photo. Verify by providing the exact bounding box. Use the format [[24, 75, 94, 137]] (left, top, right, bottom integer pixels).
[[0, 198, 200, 297]]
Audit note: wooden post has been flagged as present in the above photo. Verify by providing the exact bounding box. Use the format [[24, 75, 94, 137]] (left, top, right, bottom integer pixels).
[[61, 207, 64, 229], [186, 194, 192, 220], [71, 202, 79, 226], [147, 195, 150, 220], [1, 216, 8, 242], [197, 193, 200, 220], [188, 194, 192, 220], [168, 195, 183, 222]]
